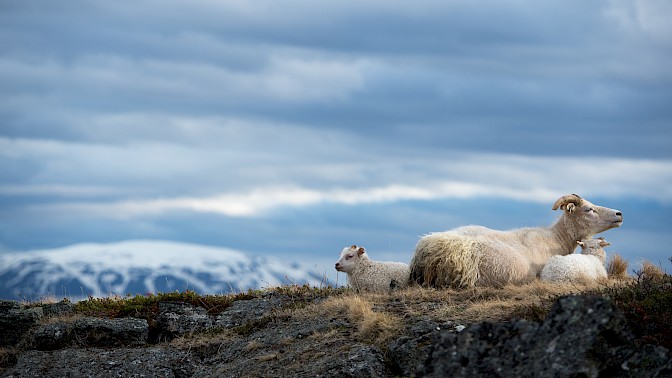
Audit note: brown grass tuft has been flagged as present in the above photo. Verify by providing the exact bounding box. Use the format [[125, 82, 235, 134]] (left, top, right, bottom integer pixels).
[[257, 352, 279, 362], [169, 329, 236, 350], [639, 261, 665, 281], [318, 295, 402, 346], [429, 280, 601, 323], [244, 340, 263, 353], [607, 254, 629, 279]]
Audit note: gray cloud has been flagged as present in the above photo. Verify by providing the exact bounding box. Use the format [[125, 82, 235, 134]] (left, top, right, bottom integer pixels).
[[1, 0, 671, 266]]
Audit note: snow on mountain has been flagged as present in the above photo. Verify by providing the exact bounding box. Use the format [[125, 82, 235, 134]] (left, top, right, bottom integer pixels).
[[0, 240, 330, 301]]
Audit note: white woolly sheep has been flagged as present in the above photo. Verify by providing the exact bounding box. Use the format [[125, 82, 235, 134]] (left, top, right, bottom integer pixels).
[[408, 194, 623, 288], [335, 245, 409, 292], [540, 237, 610, 283]]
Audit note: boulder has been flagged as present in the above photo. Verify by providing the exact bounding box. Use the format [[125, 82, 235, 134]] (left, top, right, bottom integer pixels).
[[420, 295, 672, 377], [154, 301, 213, 341], [0, 302, 43, 347], [34, 317, 148, 350], [215, 296, 283, 329], [6, 347, 193, 378]]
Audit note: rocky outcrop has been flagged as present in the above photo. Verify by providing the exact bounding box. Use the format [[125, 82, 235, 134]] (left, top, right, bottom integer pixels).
[[1, 294, 671, 377], [419, 295, 672, 377], [0, 300, 43, 348], [8, 348, 193, 378], [34, 318, 149, 350]]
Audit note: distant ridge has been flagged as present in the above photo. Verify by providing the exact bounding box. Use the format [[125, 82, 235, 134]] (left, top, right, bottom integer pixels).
[[0, 240, 328, 301]]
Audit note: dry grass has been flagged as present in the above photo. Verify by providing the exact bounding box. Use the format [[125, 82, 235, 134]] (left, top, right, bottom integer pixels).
[[21, 296, 60, 306], [596, 266, 672, 349], [424, 280, 604, 323], [286, 278, 623, 346], [379, 279, 625, 324], [257, 352, 279, 362], [308, 328, 340, 341], [607, 254, 629, 279], [639, 261, 665, 280], [301, 294, 403, 346], [40, 313, 85, 325], [169, 329, 236, 350], [244, 340, 263, 353]]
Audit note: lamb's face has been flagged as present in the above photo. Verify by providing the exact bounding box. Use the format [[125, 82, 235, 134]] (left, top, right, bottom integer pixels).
[[577, 238, 609, 260], [335, 245, 365, 273]]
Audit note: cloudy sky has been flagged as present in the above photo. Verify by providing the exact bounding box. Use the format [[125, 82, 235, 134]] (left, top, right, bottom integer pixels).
[[1, 1, 671, 278]]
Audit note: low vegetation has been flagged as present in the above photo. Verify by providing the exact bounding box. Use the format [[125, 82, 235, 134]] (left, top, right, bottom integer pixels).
[[9, 258, 671, 364], [595, 259, 672, 349]]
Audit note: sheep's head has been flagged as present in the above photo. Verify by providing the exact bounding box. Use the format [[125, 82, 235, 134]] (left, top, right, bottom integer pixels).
[[335, 245, 367, 273], [553, 194, 623, 236], [577, 237, 610, 261]]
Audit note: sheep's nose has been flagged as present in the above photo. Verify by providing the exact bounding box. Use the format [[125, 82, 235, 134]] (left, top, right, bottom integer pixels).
[[616, 211, 622, 217], [334, 263, 339, 268]]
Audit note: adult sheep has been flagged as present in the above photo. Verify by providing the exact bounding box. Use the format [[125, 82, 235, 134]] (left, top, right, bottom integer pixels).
[[408, 194, 623, 288], [540, 237, 610, 283]]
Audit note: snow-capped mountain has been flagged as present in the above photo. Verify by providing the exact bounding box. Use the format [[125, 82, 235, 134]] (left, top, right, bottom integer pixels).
[[0, 240, 330, 301]]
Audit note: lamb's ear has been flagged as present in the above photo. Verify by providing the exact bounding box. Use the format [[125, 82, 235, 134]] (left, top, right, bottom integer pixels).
[[552, 194, 583, 213], [576, 241, 585, 248], [599, 240, 611, 248], [357, 247, 366, 256]]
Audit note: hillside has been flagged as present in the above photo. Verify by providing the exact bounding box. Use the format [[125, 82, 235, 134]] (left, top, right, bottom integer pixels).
[[0, 241, 329, 302], [1, 270, 671, 377]]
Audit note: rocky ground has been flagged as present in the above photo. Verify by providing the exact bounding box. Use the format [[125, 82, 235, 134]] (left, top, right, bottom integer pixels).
[[1, 274, 671, 377]]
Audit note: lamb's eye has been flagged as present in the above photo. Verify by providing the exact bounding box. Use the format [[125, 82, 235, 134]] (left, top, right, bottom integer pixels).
[[346, 254, 353, 259], [585, 208, 594, 213]]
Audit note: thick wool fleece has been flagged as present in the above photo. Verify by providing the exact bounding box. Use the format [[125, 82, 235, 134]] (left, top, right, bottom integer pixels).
[[346, 258, 409, 292], [540, 254, 607, 283]]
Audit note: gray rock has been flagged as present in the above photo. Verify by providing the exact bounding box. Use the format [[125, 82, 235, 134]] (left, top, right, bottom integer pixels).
[[0, 300, 20, 312], [215, 297, 283, 329], [0, 306, 43, 347], [41, 301, 75, 317], [34, 322, 72, 351], [388, 336, 426, 378], [34, 317, 149, 350], [420, 295, 672, 377], [388, 317, 448, 377], [3, 347, 193, 378], [196, 343, 389, 378], [155, 301, 213, 341], [339, 345, 388, 378], [72, 317, 149, 347]]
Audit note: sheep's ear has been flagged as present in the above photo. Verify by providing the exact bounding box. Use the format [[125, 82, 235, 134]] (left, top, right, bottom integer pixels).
[[552, 194, 583, 213], [576, 241, 585, 248], [599, 240, 611, 247], [357, 247, 366, 256]]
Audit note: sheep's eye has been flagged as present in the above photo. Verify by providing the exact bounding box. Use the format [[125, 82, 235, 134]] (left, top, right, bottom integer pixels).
[[585, 208, 594, 213], [346, 254, 353, 259]]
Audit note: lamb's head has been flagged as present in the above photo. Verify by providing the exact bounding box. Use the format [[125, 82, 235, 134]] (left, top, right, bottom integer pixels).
[[335, 245, 368, 273], [552, 194, 623, 237], [577, 237, 610, 262]]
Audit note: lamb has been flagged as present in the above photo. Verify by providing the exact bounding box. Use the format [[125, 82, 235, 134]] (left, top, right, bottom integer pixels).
[[408, 194, 623, 288], [540, 238, 610, 283], [335, 245, 409, 292]]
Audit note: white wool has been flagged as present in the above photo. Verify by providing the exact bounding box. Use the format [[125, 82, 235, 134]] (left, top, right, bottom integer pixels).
[[540, 254, 607, 283], [335, 245, 409, 293], [540, 238, 610, 283]]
